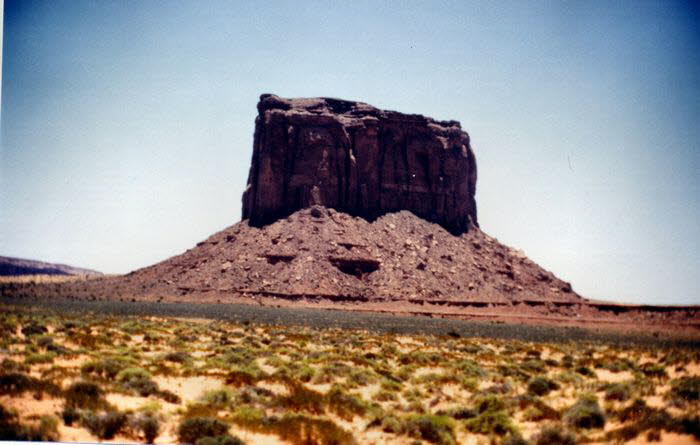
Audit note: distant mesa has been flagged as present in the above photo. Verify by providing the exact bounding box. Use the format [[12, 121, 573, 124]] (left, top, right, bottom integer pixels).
[[0, 255, 102, 276], [2, 95, 697, 332], [243, 94, 477, 235]]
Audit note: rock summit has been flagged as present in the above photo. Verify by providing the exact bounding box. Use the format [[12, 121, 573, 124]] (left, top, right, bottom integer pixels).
[[243, 94, 477, 235]]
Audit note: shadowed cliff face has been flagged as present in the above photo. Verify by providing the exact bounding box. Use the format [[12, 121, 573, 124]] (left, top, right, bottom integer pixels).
[[242, 94, 478, 234]]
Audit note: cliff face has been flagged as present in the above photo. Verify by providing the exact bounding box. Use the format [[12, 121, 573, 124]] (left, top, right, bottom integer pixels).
[[242, 94, 478, 234]]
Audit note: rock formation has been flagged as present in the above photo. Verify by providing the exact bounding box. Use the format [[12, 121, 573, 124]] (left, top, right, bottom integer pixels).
[[242, 94, 478, 234]]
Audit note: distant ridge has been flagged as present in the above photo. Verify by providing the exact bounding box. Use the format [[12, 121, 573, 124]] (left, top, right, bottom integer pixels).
[[0, 255, 102, 276]]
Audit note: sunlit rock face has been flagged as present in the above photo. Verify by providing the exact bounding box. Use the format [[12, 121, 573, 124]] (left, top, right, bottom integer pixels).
[[242, 94, 478, 234]]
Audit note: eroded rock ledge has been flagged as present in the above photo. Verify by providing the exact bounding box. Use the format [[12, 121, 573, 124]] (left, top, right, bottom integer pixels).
[[242, 94, 478, 234]]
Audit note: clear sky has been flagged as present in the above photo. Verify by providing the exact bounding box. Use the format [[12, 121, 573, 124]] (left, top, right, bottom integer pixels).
[[2, 0, 699, 305]]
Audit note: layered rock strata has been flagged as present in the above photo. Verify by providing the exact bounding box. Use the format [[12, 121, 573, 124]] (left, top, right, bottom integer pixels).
[[242, 94, 478, 234]]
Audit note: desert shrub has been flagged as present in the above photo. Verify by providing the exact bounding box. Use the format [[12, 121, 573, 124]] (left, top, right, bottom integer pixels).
[[65, 380, 106, 409], [527, 377, 559, 396], [669, 376, 700, 401], [36, 335, 55, 348], [326, 385, 368, 420], [521, 359, 546, 374], [379, 414, 402, 433], [178, 417, 230, 444], [134, 413, 160, 444], [403, 414, 456, 445], [502, 433, 531, 445], [532, 425, 577, 445], [1, 359, 28, 373], [117, 367, 159, 396], [544, 358, 559, 367], [347, 368, 377, 387], [81, 410, 128, 440], [62, 406, 80, 426], [438, 407, 476, 420], [575, 366, 593, 377], [640, 362, 667, 379], [464, 394, 516, 436], [200, 388, 236, 408], [159, 388, 181, 404], [277, 381, 325, 414], [380, 378, 402, 392], [225, 365, 265, 387], [0, 372, 61, 396], [373, 390, 398, 402], [564, 395, 605, 429], [0, 406, 60, 441], [453, 359, 486, 378], [231, 406, 265, 427], [270, 413, 355, 445], [164, 351, 192, 364], [311, 362, 353, 384], [465, 410, 515, 436], [21, 323, 47, 337], [82, 356, 133, 379], [603, 382, 632, 401], [25, 352, 57, 365]]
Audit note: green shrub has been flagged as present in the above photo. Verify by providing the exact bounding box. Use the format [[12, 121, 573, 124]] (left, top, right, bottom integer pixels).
[[575, 366, 593, 377], [0, 372, 61, 396], [670, 376, 700, 401], [502, 433, 531, 445], [65, 380, 106, 409], [403, 414, 456, 445], [527, 377, 559, 396], [81, 410, 128, 440], [21, 323, 47, 337], [603, 382, 632, 402], [200, 388, 236, 408], [379, 415, 402, 433], [640, 363, 667, 379], [135, 413, 160, 444], [178, 417, 230, 444], [0, 407, 60, 441], [564, 396, 605, 429], [25, 352, 57, 365], [117, 367, 159, 396], [165, 351, 192, 364], [465, 410, 515, 436], [453, 359, 486, 378], [62, 407, 80, 426], [269, 412, 355, 445], [1, 359, 28, 373], [326, 385, 368, 420], [278, 382, 325, 414], [82, 357, 133, 379], [532, 425, 577, 445]]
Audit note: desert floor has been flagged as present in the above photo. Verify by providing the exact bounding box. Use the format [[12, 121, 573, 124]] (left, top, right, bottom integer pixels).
[[1, 302, 698, 445]]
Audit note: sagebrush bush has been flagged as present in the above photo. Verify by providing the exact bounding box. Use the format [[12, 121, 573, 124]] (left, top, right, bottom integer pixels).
[[403, 414, 456, 445], [178, 417, 230, 444], [81, 410, 128, 440], [532, 425, 577, 445], [564, 395, 605, 429], [527, 377, 559, 396], [65, 380, 106, 409], [603, 382, 632, 401], [670, 376, 700, 401]]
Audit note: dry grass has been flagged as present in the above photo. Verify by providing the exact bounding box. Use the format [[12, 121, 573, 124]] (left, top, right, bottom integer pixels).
[[1, 304, 699, 445]]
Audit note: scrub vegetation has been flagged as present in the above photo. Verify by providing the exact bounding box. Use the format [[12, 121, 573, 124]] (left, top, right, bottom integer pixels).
[[0, 304, 699, 444]]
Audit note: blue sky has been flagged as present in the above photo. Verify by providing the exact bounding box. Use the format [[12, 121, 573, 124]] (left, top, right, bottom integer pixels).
[[2, 0, 699, 304]]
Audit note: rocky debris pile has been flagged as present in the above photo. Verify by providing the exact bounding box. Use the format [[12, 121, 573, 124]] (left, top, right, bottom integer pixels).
[[242, 94, 478, 235], [20, 207, 580, 304]]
